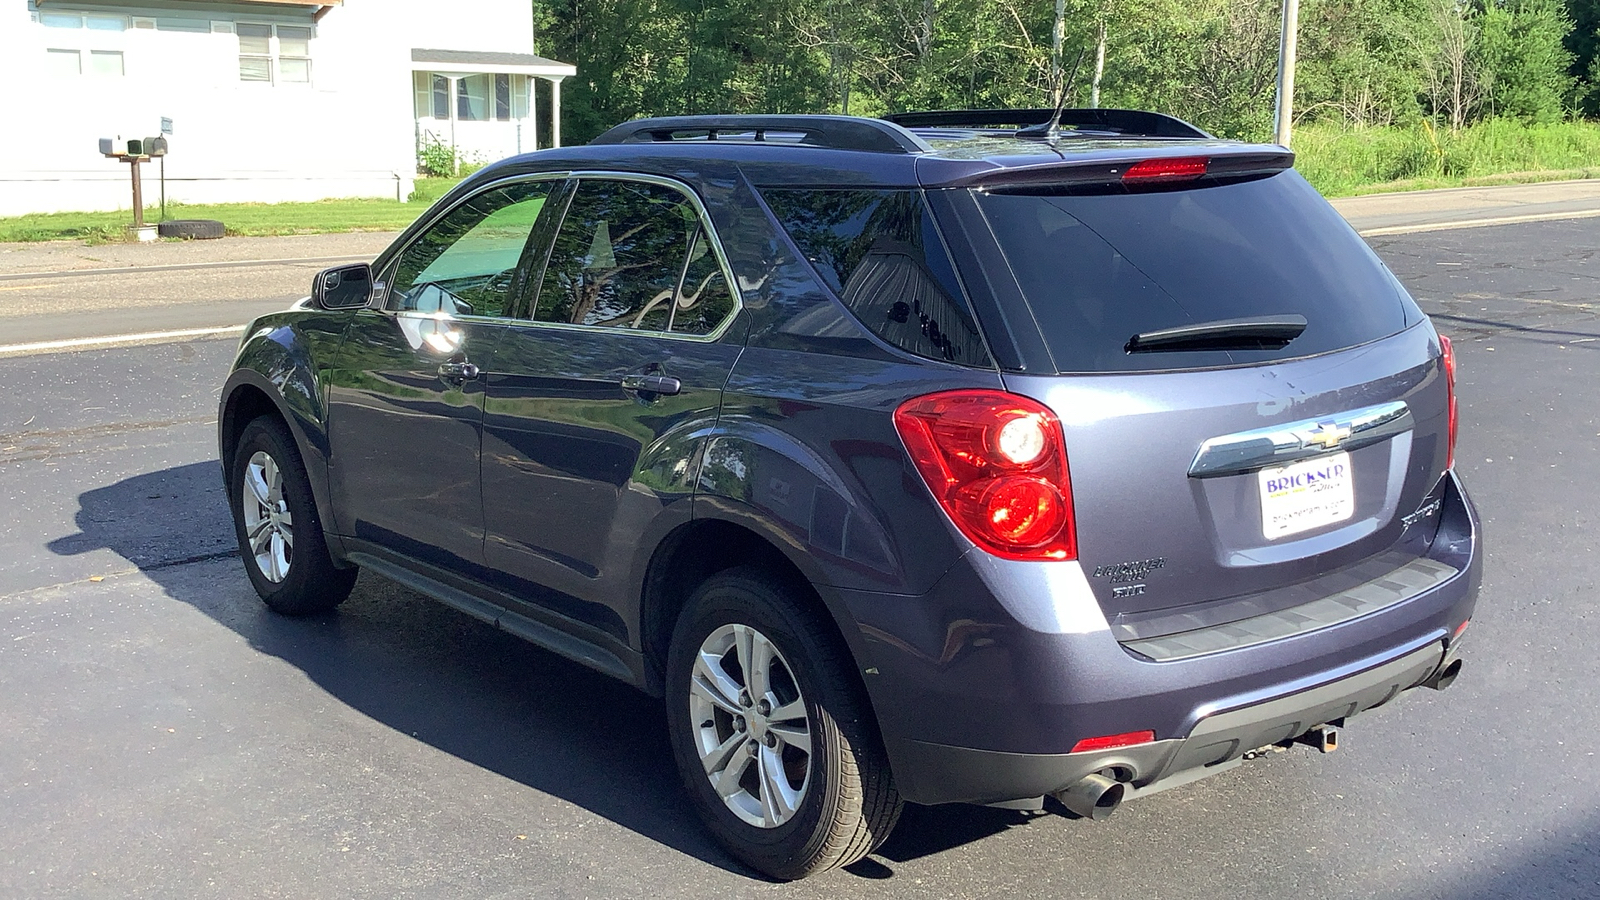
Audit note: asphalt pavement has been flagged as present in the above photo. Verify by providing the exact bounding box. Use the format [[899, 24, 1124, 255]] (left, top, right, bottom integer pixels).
[[0, 184, 1598, 898]]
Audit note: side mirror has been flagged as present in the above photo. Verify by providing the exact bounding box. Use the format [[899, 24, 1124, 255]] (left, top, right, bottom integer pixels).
[[313, 264, 373, 310]]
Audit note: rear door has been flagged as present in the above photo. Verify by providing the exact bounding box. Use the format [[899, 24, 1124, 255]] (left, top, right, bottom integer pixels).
[[477, 174, 743, 636], [939, 169, 1452, 632]]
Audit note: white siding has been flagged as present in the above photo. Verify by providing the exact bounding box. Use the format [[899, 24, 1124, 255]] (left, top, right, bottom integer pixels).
[[0, 1, 541, 217]]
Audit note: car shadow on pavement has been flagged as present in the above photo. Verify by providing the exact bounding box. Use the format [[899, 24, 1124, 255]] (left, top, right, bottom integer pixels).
[[47, 461, 756, 877]]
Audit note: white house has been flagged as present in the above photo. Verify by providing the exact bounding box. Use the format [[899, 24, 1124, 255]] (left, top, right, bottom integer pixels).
[[0, 0, 576, 217]]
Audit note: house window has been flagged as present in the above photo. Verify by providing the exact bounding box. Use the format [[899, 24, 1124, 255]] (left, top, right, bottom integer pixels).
[[88, 50, 124, 77], [238, 23, 312, 84], [455, 74, 523, 121], [457, 75, 491, 121], [46, 49, 81, 76]]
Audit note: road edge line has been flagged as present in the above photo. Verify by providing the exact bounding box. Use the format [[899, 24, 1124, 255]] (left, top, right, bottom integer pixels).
[[0, 325, 245, 356], [1359, 208, 1600, 236]]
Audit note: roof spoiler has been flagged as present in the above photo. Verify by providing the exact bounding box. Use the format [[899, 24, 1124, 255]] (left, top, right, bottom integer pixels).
[[883, 108, 1212, 140], [959, 149, 1296, 191]]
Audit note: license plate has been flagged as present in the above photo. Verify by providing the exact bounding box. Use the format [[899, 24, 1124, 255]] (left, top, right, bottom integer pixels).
[[1258, 451, 1354, 539]]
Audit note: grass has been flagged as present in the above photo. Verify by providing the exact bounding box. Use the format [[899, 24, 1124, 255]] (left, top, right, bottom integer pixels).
[[3, 121, 1600, 242], [0, 176, 465, 244], [1293, 119, 1600, 197]]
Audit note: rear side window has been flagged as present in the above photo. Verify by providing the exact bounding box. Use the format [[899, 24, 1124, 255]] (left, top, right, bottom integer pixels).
[[763, 189, 992, 368], [535, 178, 737, 335], [974, 171, 1412, 373]]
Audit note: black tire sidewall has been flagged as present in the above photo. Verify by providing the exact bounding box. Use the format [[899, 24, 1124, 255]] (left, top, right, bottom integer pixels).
[[664, 571, 861, 876]]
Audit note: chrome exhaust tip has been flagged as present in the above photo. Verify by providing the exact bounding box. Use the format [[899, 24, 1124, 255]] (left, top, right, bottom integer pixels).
[[1053, 773, 1125, 821]]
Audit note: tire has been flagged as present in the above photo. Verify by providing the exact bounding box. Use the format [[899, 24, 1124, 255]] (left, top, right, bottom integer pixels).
[[228, 415, 356, 615], [665, 568, 902, 880], [158, 219, 225, 240]]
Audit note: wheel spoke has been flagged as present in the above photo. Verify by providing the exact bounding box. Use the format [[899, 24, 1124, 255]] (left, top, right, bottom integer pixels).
[[768, 721, 811, 758], [692, 652, 744, 714], [767, 697, 805, 725], [758, 745, 800, 826], [262, 457, 281, 504], [746, 632, 774, 705], [269, 533, 289, 581], [247, 466, 272, 508], [734, 625, 755, 693], [247, 517, 272, 545]]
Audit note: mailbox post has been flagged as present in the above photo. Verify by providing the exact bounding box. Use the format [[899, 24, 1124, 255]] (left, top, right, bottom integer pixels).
[[99, 136, 168, 240]]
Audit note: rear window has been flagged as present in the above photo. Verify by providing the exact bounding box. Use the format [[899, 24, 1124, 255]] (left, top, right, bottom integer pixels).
[[762, 188, 992, 368], [973, 171, 1414, 373]]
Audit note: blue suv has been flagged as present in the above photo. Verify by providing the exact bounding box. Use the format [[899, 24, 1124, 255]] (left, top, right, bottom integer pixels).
[[219, 109, 1480, 879]]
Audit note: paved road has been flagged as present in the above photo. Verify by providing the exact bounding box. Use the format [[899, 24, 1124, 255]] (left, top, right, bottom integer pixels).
[[1, 216, 1598, 898]]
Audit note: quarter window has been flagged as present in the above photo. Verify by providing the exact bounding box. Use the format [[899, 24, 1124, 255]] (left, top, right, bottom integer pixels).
[[534, 179, 735, 335], [388, 181, 553, 319], [762, 188, 990, 367]]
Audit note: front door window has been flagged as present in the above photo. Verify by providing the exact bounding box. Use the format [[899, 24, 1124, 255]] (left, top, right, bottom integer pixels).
[[389, 180, 553, 319]]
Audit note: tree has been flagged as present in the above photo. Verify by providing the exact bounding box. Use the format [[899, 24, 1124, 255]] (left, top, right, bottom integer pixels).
[[1474, 0, 1576, 121]]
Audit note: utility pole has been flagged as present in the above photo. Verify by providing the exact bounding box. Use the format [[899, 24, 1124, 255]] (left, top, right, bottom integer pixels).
[[1051, 0, 1065, 107], [1090, 20, 1106, 109], [1273, 0, 1300, 147]]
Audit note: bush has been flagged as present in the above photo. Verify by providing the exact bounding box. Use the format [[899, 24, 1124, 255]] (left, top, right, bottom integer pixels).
[[416, 139, 487, 178]]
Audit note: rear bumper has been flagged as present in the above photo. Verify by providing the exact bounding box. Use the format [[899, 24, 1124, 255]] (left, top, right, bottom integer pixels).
[[889, 638, 1457, 805], [840, 470, 1481, 806]]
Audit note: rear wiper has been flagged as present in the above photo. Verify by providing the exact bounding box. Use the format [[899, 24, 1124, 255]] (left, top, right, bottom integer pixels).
[[1125, 315, 1308, 353]]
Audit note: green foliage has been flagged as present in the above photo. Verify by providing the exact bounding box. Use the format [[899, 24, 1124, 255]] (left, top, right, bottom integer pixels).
[[1474, 0, 1576, 121], [528, 0, 1596, 143], [1293, 118, 1600, 194], [417, 137, 487, 178]]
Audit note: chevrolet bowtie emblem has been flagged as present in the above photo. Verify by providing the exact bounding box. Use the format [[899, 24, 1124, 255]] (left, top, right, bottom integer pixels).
[[1304, 422, 1352, 450]]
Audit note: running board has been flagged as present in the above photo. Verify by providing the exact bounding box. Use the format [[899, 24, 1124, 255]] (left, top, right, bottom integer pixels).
[[345, 552, 638, 685]]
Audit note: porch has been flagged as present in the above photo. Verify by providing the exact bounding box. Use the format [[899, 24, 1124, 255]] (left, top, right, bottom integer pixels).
[[411, 48, 576, 173]]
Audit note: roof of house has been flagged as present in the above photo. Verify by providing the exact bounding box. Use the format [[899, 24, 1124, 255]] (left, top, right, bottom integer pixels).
[[411, 48, 575, 77]]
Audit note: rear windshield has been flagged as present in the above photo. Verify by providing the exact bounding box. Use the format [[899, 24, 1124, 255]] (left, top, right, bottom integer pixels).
[[972, 171, 1415, 373]]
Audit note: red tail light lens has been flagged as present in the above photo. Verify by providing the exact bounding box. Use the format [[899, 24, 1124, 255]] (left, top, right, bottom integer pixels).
[[1122, 156, 1208, 183], [893, 390, 1076, 561], [1440, 334, 1458, 469], [1071, 730, 1157, 753]]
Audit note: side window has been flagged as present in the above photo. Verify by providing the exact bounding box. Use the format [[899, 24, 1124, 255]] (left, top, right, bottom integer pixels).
[[762, 188, 992, 367], [534, 179, 735, 335], [388, 180, 551, 318]]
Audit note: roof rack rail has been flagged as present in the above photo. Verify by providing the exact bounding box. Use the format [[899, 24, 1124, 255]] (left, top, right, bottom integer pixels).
[[589, 115, 932, 154], [882, 108, 1211, 139]]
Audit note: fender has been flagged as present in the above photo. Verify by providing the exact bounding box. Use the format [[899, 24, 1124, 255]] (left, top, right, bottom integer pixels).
[[218, 311, 352, 551]]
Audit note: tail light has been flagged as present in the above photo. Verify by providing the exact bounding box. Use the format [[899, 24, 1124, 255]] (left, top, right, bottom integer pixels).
[[893, 390, 1076, 561], [1122, 156, 1208, 184], [1440, 334, 1458, 469]]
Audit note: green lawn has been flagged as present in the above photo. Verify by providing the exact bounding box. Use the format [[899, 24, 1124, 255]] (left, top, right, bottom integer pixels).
[[1293, 120, 1600, 196], [4, 121, 1600, 243], [0, 177, 464, 244]]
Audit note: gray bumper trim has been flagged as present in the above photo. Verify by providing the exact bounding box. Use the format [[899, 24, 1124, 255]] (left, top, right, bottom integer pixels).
[[1122, 557, 1459, 662]]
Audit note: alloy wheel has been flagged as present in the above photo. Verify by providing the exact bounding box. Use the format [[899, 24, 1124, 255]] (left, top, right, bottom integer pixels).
[[241, 450, 294, 583], [688, 623, 812, 828]]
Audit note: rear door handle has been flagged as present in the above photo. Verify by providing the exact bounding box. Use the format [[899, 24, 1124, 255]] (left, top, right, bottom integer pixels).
[[620, 374, 681, 395], [438, 361, 480, 384]]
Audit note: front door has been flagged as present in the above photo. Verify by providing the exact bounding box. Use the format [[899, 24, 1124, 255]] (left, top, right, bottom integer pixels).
[[327, 177, 557, 574], [479, 175, 743, 636]]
